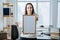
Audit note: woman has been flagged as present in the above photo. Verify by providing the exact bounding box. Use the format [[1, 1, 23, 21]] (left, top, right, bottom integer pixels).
[[20, 3, 38, 40]]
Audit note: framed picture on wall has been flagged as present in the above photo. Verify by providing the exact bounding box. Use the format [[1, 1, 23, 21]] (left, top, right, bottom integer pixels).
[[22, 15, 36, 34], [3, 8, 10, 16]]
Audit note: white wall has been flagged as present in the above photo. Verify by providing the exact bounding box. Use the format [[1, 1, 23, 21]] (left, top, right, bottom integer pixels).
[[7, 0, 17, 24], [0, 0, 3, 31]]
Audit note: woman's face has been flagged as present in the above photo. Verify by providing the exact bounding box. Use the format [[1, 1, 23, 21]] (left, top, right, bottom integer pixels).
[[27, 4, 33, 15]]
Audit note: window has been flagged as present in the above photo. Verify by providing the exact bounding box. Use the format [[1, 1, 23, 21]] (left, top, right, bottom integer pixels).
[[57, 2, 60, 28], [38, 2, 50, 26]]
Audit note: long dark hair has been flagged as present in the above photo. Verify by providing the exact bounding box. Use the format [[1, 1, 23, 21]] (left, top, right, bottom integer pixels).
[[25, 3, 35, 15]]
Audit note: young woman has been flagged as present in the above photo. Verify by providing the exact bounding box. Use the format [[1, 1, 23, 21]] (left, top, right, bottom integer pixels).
[[20, 3, 38, 40]]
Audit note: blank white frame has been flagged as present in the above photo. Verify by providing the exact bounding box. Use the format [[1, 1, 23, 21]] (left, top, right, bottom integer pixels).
[[22, 15, 36, 34]]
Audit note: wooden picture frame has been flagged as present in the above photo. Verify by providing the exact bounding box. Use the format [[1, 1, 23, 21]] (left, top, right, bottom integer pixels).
[[22, 15, 36, 34]]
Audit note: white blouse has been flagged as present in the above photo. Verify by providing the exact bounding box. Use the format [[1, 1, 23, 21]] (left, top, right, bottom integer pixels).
[[20, 29, 36, 38]]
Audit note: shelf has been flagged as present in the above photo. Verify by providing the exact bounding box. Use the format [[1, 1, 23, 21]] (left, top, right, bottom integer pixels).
[[3, 15, 9, 17], [3, 3, 10, 7], [9, 4, 13, 7], [3, 15, 13, 17]]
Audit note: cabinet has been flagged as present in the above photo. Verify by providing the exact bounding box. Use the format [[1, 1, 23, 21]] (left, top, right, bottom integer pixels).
[[0, 32, 7, 40]]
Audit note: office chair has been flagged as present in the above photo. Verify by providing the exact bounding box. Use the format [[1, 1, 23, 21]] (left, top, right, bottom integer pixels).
[[11, 25, 19, 40]]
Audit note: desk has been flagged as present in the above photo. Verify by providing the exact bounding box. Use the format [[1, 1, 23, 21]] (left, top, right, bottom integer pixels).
[[51, 32, 59, 39], [36, 28, 51, 39], [51, 32, 59, 36], [0, 32, 7, 40]]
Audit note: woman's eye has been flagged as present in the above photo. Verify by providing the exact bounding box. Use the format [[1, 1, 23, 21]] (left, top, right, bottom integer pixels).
[[27, 7, 29, 9], [29, 6, 32, 8]]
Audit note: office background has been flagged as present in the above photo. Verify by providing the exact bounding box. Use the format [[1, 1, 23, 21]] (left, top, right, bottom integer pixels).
[[0, 0, 60, 30], [0, 0, 60, 40]]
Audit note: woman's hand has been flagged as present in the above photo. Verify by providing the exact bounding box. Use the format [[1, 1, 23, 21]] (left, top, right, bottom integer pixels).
[[33, 14, 38, 21]]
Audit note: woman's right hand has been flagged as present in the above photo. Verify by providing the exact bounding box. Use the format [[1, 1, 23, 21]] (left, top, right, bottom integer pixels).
[[22, 30, 23, 32]]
